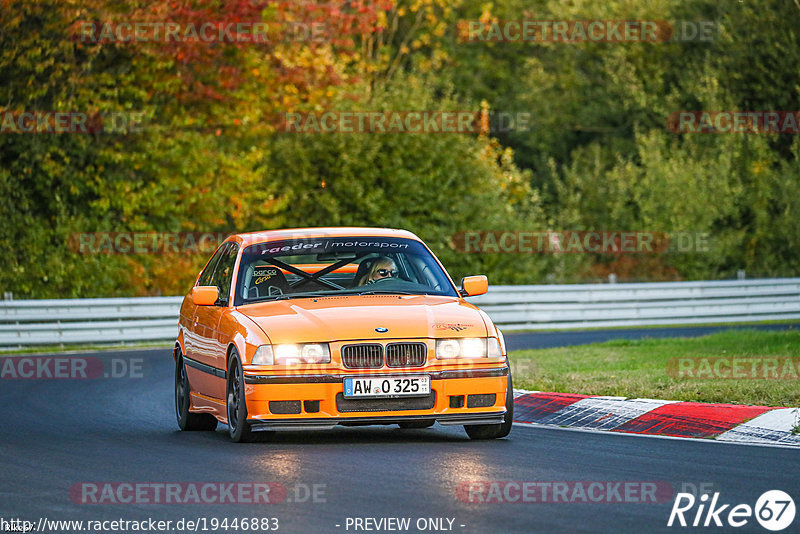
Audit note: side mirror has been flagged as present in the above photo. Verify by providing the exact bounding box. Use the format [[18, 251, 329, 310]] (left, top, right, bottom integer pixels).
[[192, 286, 219, 306], [460, 275, 488, 297]]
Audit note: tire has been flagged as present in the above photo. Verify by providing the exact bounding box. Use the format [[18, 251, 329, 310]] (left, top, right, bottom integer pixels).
[[226, 349, 254, 443], [464, 370, 514, 440], [398, 420, 435, 429], [175, 355, 218, 431]]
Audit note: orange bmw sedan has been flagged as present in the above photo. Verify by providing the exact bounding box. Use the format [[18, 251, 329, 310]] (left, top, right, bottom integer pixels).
[[174, 227, 512, 442]]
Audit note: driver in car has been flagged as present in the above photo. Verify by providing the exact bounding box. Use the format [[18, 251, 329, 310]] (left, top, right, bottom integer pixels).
[[358, 256, 398, 286]]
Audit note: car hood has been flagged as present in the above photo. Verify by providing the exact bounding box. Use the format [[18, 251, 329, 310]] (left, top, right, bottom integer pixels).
[[238, 295, 489, 344]]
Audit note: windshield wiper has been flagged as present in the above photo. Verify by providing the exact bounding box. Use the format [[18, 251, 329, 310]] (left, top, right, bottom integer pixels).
[[245, 292, 338, 303], [245, 290, 424, 304], [356, 290, 418, 296]]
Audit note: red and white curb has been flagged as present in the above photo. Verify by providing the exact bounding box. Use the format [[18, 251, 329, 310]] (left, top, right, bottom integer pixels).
[[512, 390, 800, 447]]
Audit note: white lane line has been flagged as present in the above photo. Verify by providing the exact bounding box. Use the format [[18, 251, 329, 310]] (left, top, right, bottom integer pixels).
[[513, 388, 540, 398], [511, 421, 800, 449], [530, 397, 678, 430], [717, 408, 800, 445]]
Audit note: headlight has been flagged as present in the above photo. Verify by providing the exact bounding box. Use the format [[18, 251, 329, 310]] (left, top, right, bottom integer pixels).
[[274, 343, 331, 365], [252, 345, 274, 365], [436, 338, 503, 359], [461, 338, 485, 358], [496, 329, 506, 356], [251, 343, 331, 365], [436, 339, 461, 359], [488, 337, 502, 358]]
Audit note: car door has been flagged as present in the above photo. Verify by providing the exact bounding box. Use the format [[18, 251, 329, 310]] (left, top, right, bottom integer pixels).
[[183, 243, 226, 366], [192, 242, 238, 400]]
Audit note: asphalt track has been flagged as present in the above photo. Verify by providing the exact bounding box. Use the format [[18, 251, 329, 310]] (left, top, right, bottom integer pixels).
[[2, 325, 799, 534]]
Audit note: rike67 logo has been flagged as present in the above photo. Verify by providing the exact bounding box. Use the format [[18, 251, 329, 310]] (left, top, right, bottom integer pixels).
[[668, 490, 795, 531]]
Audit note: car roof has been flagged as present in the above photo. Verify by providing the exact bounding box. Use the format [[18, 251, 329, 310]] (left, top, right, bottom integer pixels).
[[229, 227, 423, 247]]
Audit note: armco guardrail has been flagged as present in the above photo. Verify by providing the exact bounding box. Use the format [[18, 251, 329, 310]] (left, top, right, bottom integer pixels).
[[0, 296, 183, 347], [466, 278, 800, 330], [1, 278, 799, 347]]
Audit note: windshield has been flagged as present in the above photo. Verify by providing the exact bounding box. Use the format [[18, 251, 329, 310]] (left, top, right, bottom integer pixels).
[[233, 236, 458, 305]]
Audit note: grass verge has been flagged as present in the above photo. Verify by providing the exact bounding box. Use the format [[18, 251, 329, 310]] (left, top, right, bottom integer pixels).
[[509, 329, 800, 407]]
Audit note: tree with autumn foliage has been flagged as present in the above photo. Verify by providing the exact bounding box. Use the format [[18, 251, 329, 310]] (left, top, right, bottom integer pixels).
[[0, 0, 388, 296], [1, 0, 543, 297], [4, 0, 799, 298]]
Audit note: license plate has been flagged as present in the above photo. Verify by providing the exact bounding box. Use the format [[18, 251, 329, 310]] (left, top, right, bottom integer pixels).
[[343, 375, 430, 398]]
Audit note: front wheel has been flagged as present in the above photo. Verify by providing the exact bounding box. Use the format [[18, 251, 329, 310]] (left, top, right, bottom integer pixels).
[[226, 350, 254, 443], [464, 371, 513, 440], [175, 355, 217, 431]]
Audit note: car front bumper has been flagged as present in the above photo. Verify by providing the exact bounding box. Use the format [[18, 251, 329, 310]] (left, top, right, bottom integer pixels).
[[242, 367, 509, 431]]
